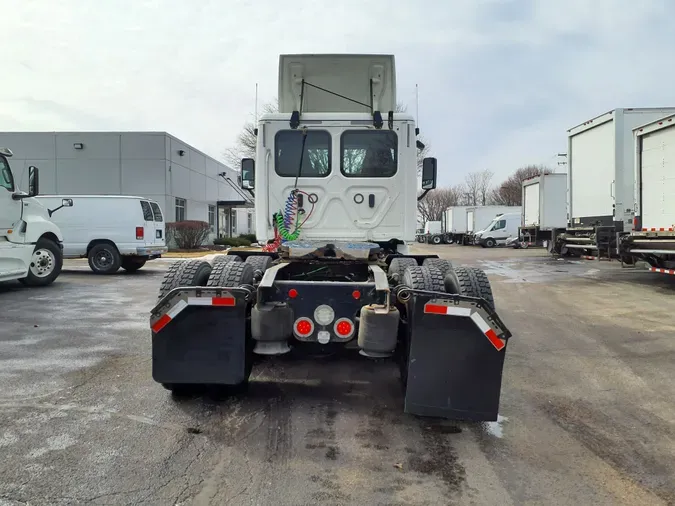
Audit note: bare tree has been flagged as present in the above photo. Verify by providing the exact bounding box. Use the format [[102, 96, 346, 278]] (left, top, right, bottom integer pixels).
[[462, 169, 494, 205], [489, 165, 553, 206], [223, 99, 432, 172], [417, 187, 461, 222]]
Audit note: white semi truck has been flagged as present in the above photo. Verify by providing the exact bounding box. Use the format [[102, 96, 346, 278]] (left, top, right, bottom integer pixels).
[[553, 107, 675, 259], [519, 173, 567, 249], [0, 148, 72, 286], [619, 114, 675, 273], [149, 54, 513, 421]]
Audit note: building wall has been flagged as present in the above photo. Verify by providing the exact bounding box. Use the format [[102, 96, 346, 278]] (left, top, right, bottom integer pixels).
[[0, 131, 246, 237]]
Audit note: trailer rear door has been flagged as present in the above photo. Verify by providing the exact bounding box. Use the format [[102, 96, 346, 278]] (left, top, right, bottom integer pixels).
[[523, 183, 540, 226], [640, 123, 675, 230]]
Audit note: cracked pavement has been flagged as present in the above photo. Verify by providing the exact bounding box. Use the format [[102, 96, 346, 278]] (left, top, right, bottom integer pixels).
[[1, 247, 675, 505]]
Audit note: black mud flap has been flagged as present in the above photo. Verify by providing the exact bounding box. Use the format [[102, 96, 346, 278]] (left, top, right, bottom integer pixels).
[[150, 287, 253, 385], [401, 290, 512, 421]]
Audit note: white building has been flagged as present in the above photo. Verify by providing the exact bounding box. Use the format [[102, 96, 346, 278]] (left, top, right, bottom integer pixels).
[[0, 131, 254, 240]]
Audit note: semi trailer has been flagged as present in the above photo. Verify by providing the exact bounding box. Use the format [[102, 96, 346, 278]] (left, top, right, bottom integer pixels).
[[519, 173, 567, 249], [150, 54, 513, 421], [0, 148, 71, 286], [553, 107, 675, 259], [440, 206, 469, 244], [619, 114, 675, 273]]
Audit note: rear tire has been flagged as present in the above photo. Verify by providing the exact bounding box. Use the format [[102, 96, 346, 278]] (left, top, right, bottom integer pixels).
[[19, 237, 63, 287], [402, 265, 445, 292], [388, 257, 418, 285], [206, 260, 254, 287], [422, 258, 454, 277], [484, 238, 496, 248], [431, 235, 442, 245], [88, 243, 121, 275], [244, 255, 273, 278], [212, 254, 242, 266], [157, 259, 212, 299], [445, 266, 495, 311]]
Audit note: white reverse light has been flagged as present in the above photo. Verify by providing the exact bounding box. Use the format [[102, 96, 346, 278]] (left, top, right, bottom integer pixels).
[[313, 305, 335, 326]]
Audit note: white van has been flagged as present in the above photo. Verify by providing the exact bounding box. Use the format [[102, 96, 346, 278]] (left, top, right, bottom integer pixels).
[[473, 212, 521, 248], [33, 195, 167, 274]]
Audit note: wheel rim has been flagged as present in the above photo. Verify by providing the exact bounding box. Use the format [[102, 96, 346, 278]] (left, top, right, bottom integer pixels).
[[30, 248, 56, 278], [93, 249, 114, 270]]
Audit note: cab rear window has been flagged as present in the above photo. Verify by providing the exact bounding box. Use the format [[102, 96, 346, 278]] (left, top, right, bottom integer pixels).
[[150, 202, 163, 222], [140, 201, 154, 221]]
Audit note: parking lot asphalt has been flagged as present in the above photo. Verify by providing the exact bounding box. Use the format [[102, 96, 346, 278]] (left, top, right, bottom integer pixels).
[[1, 246, 675, 506]]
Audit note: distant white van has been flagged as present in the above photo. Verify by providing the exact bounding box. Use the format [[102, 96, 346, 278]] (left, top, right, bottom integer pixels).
[[33, 195, 167, 274], [473, 212, 521, 248]]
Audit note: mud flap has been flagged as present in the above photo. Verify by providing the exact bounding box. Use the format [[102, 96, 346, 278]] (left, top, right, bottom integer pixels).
[[402, 290, 512, 421], [150, 287, 253, 385]]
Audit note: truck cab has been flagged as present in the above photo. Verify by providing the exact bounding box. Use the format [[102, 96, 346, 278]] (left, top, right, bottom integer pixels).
[[0, 148, 71, 286], [240, 54, 436, 253]]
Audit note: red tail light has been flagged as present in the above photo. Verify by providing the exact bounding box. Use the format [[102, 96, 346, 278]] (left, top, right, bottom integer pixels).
[[136, 227, 144, 240], [294, 317, 314, 338], [334, 318, 355, 338]]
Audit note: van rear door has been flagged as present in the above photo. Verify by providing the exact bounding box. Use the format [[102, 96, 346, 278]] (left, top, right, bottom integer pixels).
[[149, 201, 165, 246], [139, 200, 157, 246]]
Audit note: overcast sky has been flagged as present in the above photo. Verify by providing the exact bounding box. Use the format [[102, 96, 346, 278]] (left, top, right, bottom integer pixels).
[[4, 0, 675, 186]]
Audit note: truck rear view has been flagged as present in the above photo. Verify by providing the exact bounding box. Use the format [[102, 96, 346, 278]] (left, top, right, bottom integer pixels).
[[619, 114, 675, 273], [149, 54, 513, 422]]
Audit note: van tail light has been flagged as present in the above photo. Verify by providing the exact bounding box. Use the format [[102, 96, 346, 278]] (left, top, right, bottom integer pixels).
[[136, 227, 144, 240]]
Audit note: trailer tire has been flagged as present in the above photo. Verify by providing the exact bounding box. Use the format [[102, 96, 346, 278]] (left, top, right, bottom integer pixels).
[[422, 258, 454, 277], [388, 257, 418, 284], [402, 265, 445, 292], [431, 235, 442, 245], [157, 259, 212, 299], [245, 255, 273, 277], [445, 266, 495, 311], [206, 259, 254, 287]]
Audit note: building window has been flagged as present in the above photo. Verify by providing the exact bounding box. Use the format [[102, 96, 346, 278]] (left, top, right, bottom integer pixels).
[[247, 211, 253, 233], [175, 198, 186, 222], [231, 209, 237, 235], [208, 205, 216, 232]]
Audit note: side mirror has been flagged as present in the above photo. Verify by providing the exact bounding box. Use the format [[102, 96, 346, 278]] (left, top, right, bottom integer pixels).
[[421, 157, 437, 190], [28, 166, 39, 197], [241, 158, 255, 189], [62, 198, 73, 207]]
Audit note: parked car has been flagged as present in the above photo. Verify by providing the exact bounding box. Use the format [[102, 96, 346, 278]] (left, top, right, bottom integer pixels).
[[33, 195, 167, 274]]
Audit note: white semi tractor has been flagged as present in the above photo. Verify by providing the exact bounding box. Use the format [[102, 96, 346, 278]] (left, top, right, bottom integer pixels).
[[520, 173, 567, 249], [618, 113, 675, 273], [149, 54, 513, 421], [0, 148, 72, 286], [553, 107, 675, 259]]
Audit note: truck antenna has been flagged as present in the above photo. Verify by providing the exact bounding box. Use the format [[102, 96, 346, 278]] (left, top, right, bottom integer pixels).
[[415, 84, 420, 135], [253, 83, 259, 136]]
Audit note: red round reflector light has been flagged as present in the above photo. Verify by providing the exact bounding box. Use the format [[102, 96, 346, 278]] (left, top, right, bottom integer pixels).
[[334, 318, 354, 338], [294, 318, 314, 337], [288, 288, 298, 298], [352, 290, 361, 299]]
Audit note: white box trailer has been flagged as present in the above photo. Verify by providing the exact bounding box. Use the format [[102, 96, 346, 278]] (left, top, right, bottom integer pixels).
[[440, 206, 469, 244], [619, 114, 675, 272], [519, 173, 567, 247], [555, 107, 675, 259], [465, 205, 521, 245]]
